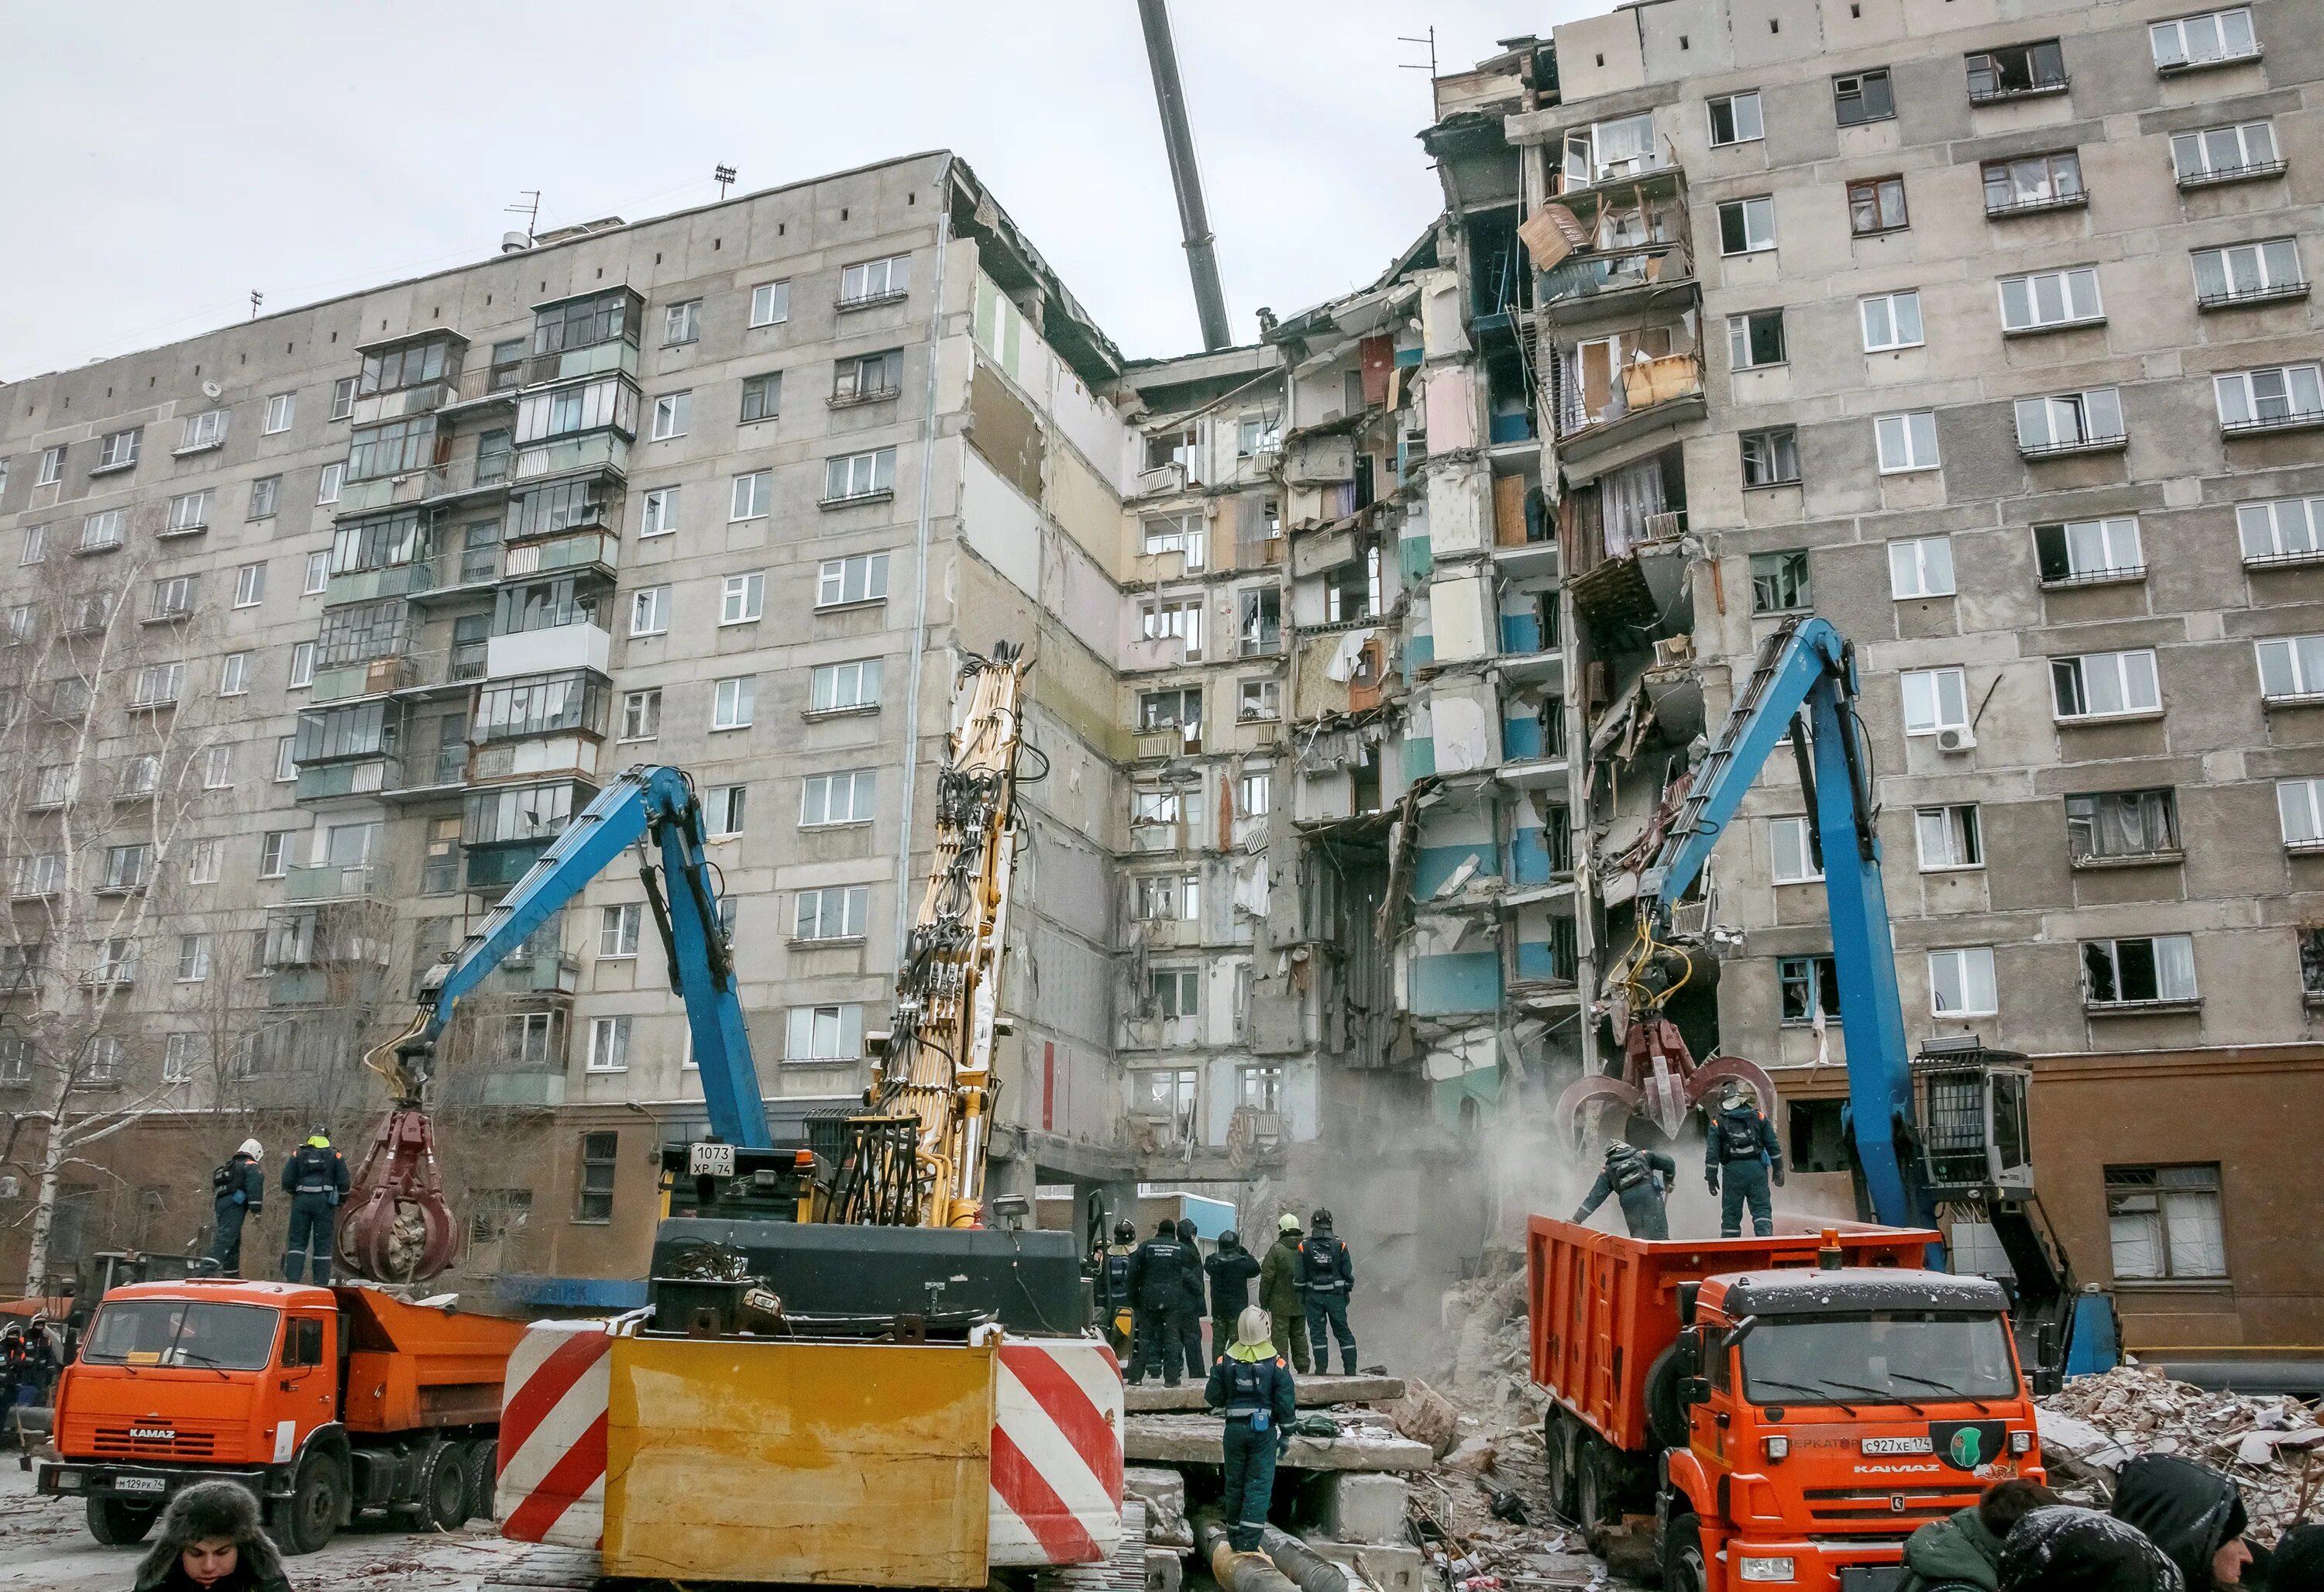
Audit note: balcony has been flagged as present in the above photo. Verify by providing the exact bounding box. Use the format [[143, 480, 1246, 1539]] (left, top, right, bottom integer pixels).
[[337, 452, 511, 517], [495, 950, 581, 996], [2020, 432, 2129, 459], [514, 432, 629, 486], [349, 383, 452, 428], [486, 623, 610, 680], [1985, 188, 2088, 219], [2178, 158, 2285, 191], [1555, 353, 1704, 462], [501, 530, 618, 584], [466, 841, 552, 891], [469, 736, 603, 786], [2199, 279, 2310, 312], [1541, 242, 1695, 322], [309, 654, 414, 704], [521, 338, 638, 390], [390, 643, 489, 699], [284, 862, 384, 903], [296, 758, 400, 803], [2223, 407, 2324, 438]]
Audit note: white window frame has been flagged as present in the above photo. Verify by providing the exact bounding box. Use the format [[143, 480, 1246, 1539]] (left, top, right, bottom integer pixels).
[[2171, 120, 2277, 183], [641, 487, 680, 537], [1718, 196, 1776, 256], [2256, 634, 2324, 702], [200, 744, 233, 790], [287, 642, 315, 688], [750, 280, 791, 327], [2215, 366, 2324, 429], [730, 470, 771, 521], [19, 524, 46, 565], [177, 934, 211, 982], [2051, 649, 2163, 720], [1858, 290, 1925, 352], [79, 509, 125, 552], [259, 831, 292, 880], [817, 553, 889, 608], [1769, 816, 1820, 884], [2016, 390, 2124, 453], [664, 299, 701, 346], [712, 676, 755, 730], [37, 445, 64, 486], [704, 784, 747, 837], [263, 392, 296, 434], [1874, 411, 1941, 473], [2149, 8, 2257, 70], [787, 1004, 864, 1062], [2238, 497, 2324, 565], [1928, 947, 1999, 1016], [1888, 537, 1956, 599], [794, 885, 870, 942], [599, 903, 642, 958], [839, 256, 911, 305], [586, 1016, 631, 1073], [317, 462, 343, 504], [1132, 789, 1184, 826], [1727, 309, 1786, 371], [304, 550, 329, 595], [1707, 90, 1764, 147], [163, 1033, 201, 1084], [1915, 805, 1983, 872], [2033, 517, 2143, 584], [330, 376, 357, 420], [2192, 239, 2304, 305], [177, 411, 227, 453], [233, 562, 266, 608], [1997, 266, 2104, 332], [810, 659, 882, 714], [630, 586, 670, 637], [2275, 779, 2324, 850], [2082, 935, 2199, 1006], [800, 769, 876, 827], [95, 428, 140, 472], [189, 839, 222, 885], [620, 687, 662, 741], [651, 391, 690, 441], [824, 448, 896, 502], [719, 572, 766, 626], [1901, 666, 1970, 735], [1239, 679, 1281, 722], [275, 736, 298, 782], [1239, 769, 1272, 816], [2106, 1166, 2226, 1281], [1134, 874, 1202, 922], [247, 476, 279, 520]]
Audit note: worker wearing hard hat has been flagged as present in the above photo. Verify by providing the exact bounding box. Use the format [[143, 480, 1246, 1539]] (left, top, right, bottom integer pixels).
[[1257, 1212, 1312, 1374], [206, 1138, 266, 1278], [1205, 1307, 1296, 1552], [1706, 1083, 1785, 1239], [280, 1129, 350, 1285], [1573, 1140, 1677, 1240]]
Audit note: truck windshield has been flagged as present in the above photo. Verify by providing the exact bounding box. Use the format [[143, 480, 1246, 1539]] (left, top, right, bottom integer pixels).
[[1741, 1311, 2017, 1404], [82, 1301, 280, 1371]]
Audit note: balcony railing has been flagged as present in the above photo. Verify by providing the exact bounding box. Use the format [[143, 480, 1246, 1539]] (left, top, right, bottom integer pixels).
[[1542, 242, 1693, 310], [310, 654, 413, 704], [1556, 353, 1703, 441], [285, 862, 384, 902], [2198, 280, 2309, 311], [502, 530, 618, 582], [335, 453, 512, 517], [521, 339, 638, 390], [2178, 158, 2286, 190], [296, 758, 400, 802], [2020, 432, 2129, 459], [514, 432, 628, 485], [1985, 188, 2089, 218], [2223, 407, 2324, 437]]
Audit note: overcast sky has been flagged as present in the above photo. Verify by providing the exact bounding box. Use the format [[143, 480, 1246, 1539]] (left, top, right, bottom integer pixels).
[[0, 2, 1597, 382]]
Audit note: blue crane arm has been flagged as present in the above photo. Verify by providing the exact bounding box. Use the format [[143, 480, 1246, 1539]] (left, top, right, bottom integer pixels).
[[399, 764, 770, 1148], [1641, 617, 1920, 1229]]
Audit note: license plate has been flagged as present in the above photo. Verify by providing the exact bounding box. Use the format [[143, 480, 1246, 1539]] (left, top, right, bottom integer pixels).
[[114, 1476, 166, 1495], [1841, 1566, 1903, 1592], [688, 1142, 736, 1178]]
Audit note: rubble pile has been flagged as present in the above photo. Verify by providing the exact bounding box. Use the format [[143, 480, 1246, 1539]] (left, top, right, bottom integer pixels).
[[1435, 1260, 1546, 1423], [1411, 1427, 1607, 1591], [2038, 1364, 2324, 1539]]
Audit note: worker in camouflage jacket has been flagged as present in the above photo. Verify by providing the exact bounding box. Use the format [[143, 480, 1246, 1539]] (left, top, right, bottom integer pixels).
[[1573, 1140, 1676, 1240], [1257, 1213, 1312, 1374]]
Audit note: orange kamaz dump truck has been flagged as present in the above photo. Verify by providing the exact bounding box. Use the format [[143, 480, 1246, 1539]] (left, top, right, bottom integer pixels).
[[36, 1277, 524, 1554], [1530, 1217, 2046, 1592]]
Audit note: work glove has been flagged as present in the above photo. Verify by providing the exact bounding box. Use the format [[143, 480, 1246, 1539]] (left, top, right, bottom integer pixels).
[[1707, 1169, 1720, 1195], [1772, 1167, 1786, 1188]]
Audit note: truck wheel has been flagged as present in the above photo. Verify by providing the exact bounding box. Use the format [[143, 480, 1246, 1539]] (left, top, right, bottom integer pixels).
[[1542, 1409, 1580, 1521], [415, 1440, 471, 1531], [466, 1439, 497, 1524], [273, 1448, 347, 1555], [1662, 1512, 1708, 1592], [1575, 1433, 1621, 1533], [86, 1497, 160, 1546]]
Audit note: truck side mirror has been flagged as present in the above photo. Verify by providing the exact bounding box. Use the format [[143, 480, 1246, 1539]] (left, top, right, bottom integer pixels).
[[1680, 1376, 1711, 1406], [1673, 1326, 1702, 1378]]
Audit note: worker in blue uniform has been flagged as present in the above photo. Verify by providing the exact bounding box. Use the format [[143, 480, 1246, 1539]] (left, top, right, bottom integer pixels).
[[1573, 1140, 1676, 1240], [1205, 1306, 1297, 1552], [279, 1129, 350, 1284], [1706, 1083, 1785, 1238], [1126, 1218, 1194, 1386], [1298, 1209, 1358, 1376]]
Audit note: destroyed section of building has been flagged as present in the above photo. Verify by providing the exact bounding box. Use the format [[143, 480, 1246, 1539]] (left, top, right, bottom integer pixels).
[[1463, 0, 2324, 1361]]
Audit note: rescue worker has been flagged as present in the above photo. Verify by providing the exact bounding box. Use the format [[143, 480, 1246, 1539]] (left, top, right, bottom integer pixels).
[[1572, 1140, 1678, 1240], [2109, 1455, 2252, 1592], [1705, 1082, 1784, 1238], [207, 1138, 266, 1278], [278, 1128, 349, 1285], [1205, 1229, 1261, 1360], [1898, 1480, 2058, 1592], [0, 1322, 23, 1442], [1097, 1219, 1138, 1361], [1299, 1208, 1358, 1377], [1175, 1219, 1207, 1374], [1205, 1305, 1296, 1553], [1258, 1212, 1312, 1374], [1125, 1217, 1193, 1387]]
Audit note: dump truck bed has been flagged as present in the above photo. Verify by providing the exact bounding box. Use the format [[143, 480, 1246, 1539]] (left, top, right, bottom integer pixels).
[[1527, 1215, 1937, 1452], [335, 1284, 529, 1435]]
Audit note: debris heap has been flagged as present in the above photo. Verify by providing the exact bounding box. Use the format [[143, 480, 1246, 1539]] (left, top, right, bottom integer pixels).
[[1435, 1259, 1545, 1423], [2038, 1364, 2324, 1540]]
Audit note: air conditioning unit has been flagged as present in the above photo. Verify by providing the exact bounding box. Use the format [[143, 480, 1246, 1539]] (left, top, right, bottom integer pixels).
[[1936, 726, 1977, 755]]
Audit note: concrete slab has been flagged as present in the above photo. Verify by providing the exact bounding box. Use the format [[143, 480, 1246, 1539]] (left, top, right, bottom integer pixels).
[[1126, 1374, 1408, 1413], [1318, 1472, 1412, 1544], [1123, 1413, 1434, 1473]]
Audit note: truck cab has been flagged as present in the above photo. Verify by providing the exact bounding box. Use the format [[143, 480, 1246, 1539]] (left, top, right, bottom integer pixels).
[[1665, 1267, 2045, 1592]]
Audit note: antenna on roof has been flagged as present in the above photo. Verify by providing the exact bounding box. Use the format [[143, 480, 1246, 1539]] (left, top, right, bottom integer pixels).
[[714, 164, 737, 200], [506, 190, 542, 243], [249, 291, 263, 320]]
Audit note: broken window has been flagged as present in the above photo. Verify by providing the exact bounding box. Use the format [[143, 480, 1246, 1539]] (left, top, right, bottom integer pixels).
[[1564, 112, 1659, 185], [1750, 550, 1810, 614], [1778, 955, 1841, 1026], [1141, 511, 1206, 570], [1833, 68, 1895, 126], [1133, 1067, 1198, 1119], [1239, 588, 1281, 655], [1140, 598, 1202, 659], [1847, 176, 1909, 235], [2302, 927, 2324, 998], [1717, 197, 1776, 255], [1740, 428, 1800, 488], [1236, 411, 1281, 456], [1707, 91, 1763, 146], [1983, 152, 2084, 214], [1967, 40, 2066, 98], [1145, 424, 1205, 479], [2105, 1166, 2224, 1280], [1137, 689, 1201, 733], [1135, 875, 1199, 922], [1325, 547, 1380, 624], [1132, 789, 1184, 826], [1915, 805, 1982, 871], [1728, 310, 1786, 370], [2066, 789, 2178, 862], [1238, 679, 1281, 723], [1238, 1064, 1283, 1112], [1148, 970, 1200, 1020], [2082, 935, 2198, 1005]]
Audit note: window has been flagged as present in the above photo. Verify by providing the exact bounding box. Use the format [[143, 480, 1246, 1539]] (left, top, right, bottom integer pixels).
[[840, 255, 911, 305], [2240, 497, 2324, 564], [810, 659, 882, 713], [2256, 634, 2324, 701], [1748, 550, 1810, 614], [720, 573, 765, 624], [586, 1016, 631, 1073], [81, 1035, 128, 1084], [263, 392, 295, 434], [303, 551, 329, 595], [801, 769, 875, 826], [787, 1004, 864, 1062], [1728, 310, 1786, 370], [599, 904, 642, 958], [1132, 789, 1184, 827], [2172, 121, 2278, 184], [1902, 667, 1969, 734], [1707, 91, 1763, 146], [11, 852, 64, 898], [1562, 113, 1659, 184], [1847, 176, 1909, 235], [823, 449, 896, 502], [2018, 390, 2125, 455], [177, 411, 226, 452], [1874, 411, 1940, 473], [1779, 955, 1840, 1026], [713, 676, 755, 729], [1138, 688, 1202, 734], [67, 592, 112, 634], [2035, 517, 2141, 583], [32, 764, 69, 808], [95, 428, 142, 473], [330, 376, 356, 420], [2107, 1165, 2225, 1280], [1236, 411, 1281, 456], [2216, 366, 2324, 432], [1833, 68, 1894, 126], [1916, 805, 1982, 870], [288, 642, 315, 688], [247, 476, 280, 520], [4, 605, 29, 645], [576, 1132, 619, 1222], [233, 562, 266, 607], [200, 745, 233, 790], [1968, 40, 2066, 98], [1984, 152, 2085, 214], [1141, 597, 1203, 658], [79, 510, 125, 552], [2275, 779, 2324, 848], [751, 280, 791, 327], [2083, 936, 2199, 1006], [38, 445, 64, 485], [1239, 679, 1281, 722], [650, 391, 690, 440], [1769, 817, 1820, 883], [621, 688, 661, 741], [177, 934, 211, 982], [2192, 239, 2305, 308], [664, 300, 701, 346], [20, 524, 48, 565], [316, 462, 343, 504], [795, 885, 868, 941], [275, 737, 298, 782], [626, 487, 677, 541], [1134, 874, 1202, 923], [150, 576, 196, 621], [740, 372, 782, 422], [1860, 290, 1924, 352], [2068, 789, 2179, 863], [2149, 9, 2257, 70], [630, 586, 670, 636], [131, 662, 183, 708], [817, 552, 889, 607], [260, 831, 293, 879], [1134, 1068, 1198, 1123], [704, 784, 748, 837], [1150, 968, 1201, 1019], [1140, 512, 1207, 570], [101, 844, 150, 892], [188, 840, 221, 885], [118, 754, 160, 797], [1239, 769, 1272, 816], [161, 1033, 201, 1085], [1718, 197, 1776, 255], [730, 470, 771, 521], [2051, 650, 2161, 719], [835, 349, 903, 403], [1145, 424, 1203, 475], [1929, 947, 1999, 1016]]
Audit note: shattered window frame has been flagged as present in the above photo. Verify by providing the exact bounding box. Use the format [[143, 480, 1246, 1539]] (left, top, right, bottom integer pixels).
[[1707, 91, 1764, 147], [1777, 954, 1841, 1026], [1915, 805, 1983, 871], [1728, 309, 1787, 370], [1846, 176, 1910, 236], [1739, 428, 1800, 488], [1749, 549, 1811, 614], [1717, 196, 1776, 256], [1832, 67, 1896, 127], [2082, 935, 2199, 1006]]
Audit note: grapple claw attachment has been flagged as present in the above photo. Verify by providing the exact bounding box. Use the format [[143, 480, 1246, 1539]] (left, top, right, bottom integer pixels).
[[335, 1108, 463, 1284]]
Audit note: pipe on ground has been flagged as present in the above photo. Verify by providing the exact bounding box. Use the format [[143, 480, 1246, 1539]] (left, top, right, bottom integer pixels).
[[1197, 1516, 1302, 1592], [1260, 1527, 1356, 1592]]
